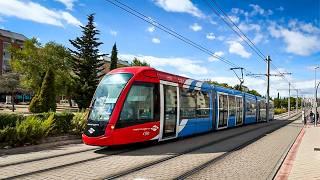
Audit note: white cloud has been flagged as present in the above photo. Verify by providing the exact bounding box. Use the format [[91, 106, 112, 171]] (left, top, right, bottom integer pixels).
[[217, 36, 225, 41], [152, 37, 161, 44], [0, 0, 81, 27], [147, 26, 155, 32], [190, 23, 202, 31], [154, 0, 204, 18], [237, 23, 264, 44], [120, 54, 208, 75], [238, 23, 261, 32], [288, 19, 320, 34], [206, 32, 215, 40], [209, 19, 217, 25], [232, 4, 272, 19], [269, 23, 320, 56], [253, 33, 263, 44], [208, 51, 224, 62], [249, 4, 273, 16], [228, 15, 239, 23], [110, 30, 117, 36], [60, 12, 82, 26], [227, 41, 252, 58], [55, 0, 76, 10], [276, 6, 284, 11]]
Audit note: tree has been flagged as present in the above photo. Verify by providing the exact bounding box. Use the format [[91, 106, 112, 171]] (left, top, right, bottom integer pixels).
[[69, 14, 105, 110], [247, 89, 261, 97], [10, 39, 73, 95], [205, 80, 233, 89], [131, 57, 150, 66], [109, 43, 118, 71], [0, 73, 20, 112], [29, 69, 56, 113]]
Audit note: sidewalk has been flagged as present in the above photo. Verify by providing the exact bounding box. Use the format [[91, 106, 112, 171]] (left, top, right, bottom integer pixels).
[[276, 123, 320, 180]]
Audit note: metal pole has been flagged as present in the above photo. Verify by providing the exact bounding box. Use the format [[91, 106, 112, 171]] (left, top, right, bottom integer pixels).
[[288, 82, 291, 117], [296, 90, 298, 113], [316, 82, 320, 126], [315, 67, 318, 122], [266, 56, 271, 122]]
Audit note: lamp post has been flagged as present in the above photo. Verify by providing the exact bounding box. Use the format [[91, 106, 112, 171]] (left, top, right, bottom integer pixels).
[[315, 81, 320, 126], [314, 66, 319, 125]]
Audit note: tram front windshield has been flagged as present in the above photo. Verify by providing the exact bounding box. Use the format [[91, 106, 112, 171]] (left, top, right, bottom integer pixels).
[[88, 73, 132, 122]]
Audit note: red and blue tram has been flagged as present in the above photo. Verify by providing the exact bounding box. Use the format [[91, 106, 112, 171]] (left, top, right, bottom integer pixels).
[[82, 67, 274, 146]]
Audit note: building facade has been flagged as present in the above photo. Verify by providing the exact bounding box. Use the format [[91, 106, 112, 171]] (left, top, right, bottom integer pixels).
[[0, 29, 27, 75], [99, 56, 130, 76], [0, 29, 28, 103]]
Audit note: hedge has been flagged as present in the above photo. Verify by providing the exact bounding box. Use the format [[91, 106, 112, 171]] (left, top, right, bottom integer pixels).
[[0, 113, 25, 129], [274, 108, 287, 115], [31, 112, 74, 135], [0, 112, 87, 148], [0, 114, 53, 146]]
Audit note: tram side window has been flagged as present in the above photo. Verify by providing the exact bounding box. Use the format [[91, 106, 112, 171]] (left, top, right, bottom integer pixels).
[[180, 88, 196, 121], [229, 95, 236, 117], [196, 91, 210, 118], [246, 99, 256, 116], [251, 101, 256, 116], [236, 97, 243, 123], [218, 94, 228, 127], [118, 83, 159, 128]]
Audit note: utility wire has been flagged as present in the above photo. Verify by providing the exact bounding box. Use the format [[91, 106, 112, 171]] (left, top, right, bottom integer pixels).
[[105, 0, 265, 81], [207, 0, 294, 85], [206, 0, 266, 62]]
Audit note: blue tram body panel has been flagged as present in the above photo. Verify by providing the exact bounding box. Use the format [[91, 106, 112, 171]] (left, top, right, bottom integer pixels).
[[176, 79, 269, 138], [177, 80, 212, 137]]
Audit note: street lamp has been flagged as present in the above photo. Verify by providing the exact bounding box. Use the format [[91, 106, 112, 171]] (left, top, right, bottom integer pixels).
[[315, 66, 319, 126], [315, 81, 320, 126]]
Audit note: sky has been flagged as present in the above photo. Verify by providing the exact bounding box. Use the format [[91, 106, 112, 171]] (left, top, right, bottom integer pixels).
[[0, 0, 319, 97]]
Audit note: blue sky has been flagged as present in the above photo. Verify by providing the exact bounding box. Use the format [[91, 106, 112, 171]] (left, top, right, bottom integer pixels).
[[0, 0, 319, 97]]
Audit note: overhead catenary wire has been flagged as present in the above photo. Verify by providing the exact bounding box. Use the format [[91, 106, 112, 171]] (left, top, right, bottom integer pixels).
[[206, 0, 294, 86], [105, 0, 265, 81], [205, 0, 267, 62]]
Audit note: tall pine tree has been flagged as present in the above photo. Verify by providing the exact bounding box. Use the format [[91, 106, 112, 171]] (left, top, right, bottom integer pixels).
[[69, 14, 105, 110], [109, 43, 118, 71]]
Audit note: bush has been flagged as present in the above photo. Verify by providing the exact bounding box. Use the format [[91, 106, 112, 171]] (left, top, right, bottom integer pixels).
[[16, 114, 54, 145], [0, 113, 24, 129], [72, 111, 88, 134], [0, 127, 17, 145], [54, 112, 74, 134], [274, 108, 287, 115], [28, 112, 74, 134], [0, 114, 54, 147], [29, 69, 56, 113]]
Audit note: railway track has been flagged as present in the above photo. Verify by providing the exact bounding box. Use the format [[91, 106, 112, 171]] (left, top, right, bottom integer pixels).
[[0, 112, 301, 179], [0, 145, 145, 179], [177, 114, 302, 180], [105, 113, 301, 179]]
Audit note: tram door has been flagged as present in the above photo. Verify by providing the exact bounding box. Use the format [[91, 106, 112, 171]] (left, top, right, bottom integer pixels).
[[160, 82, 179, 140], [217, 93, 228, 129]]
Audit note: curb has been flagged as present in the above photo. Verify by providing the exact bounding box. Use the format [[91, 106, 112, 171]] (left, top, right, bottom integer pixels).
[[273, 126, 305, 180]]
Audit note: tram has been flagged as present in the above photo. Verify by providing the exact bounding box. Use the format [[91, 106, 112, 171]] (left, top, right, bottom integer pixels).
[[82, 67, 274, 146]]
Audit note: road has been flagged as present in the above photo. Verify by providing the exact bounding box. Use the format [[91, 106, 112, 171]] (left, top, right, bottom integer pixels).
[[0, 112, 302, 180]]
